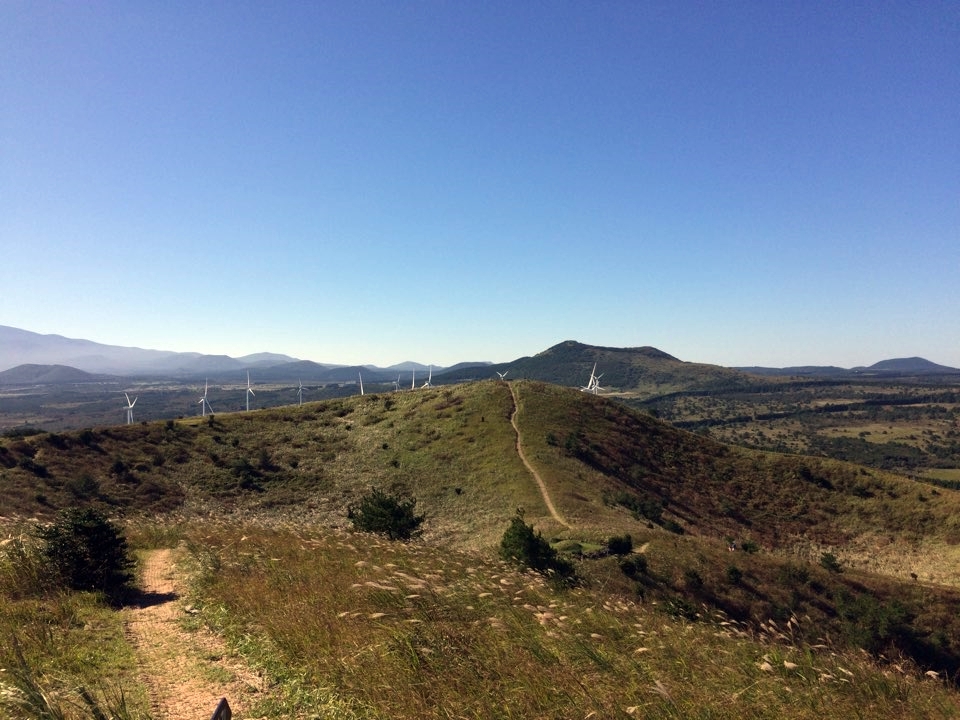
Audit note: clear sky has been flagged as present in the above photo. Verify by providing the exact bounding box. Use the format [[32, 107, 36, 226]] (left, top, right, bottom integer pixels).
[[2, 1, 958, 369]]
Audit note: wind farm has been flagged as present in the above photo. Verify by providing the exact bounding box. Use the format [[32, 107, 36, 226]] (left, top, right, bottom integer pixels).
[[123, 392, 137, 425]]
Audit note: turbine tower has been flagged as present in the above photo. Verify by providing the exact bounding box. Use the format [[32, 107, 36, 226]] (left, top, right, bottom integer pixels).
[[581, 363, 603, 395], [246, 371, 255, 411], [421, 365, 432, 388], [411, 369, 415, 390], [124, 393, 137, 425], [297, 379, 303, 407], [198, 379, 214, 416], [359, 371, 364, 396]]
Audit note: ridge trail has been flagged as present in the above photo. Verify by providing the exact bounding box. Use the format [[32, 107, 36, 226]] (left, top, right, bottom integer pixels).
[[507, 383, 570, 529], [124, 548, 262, 720]]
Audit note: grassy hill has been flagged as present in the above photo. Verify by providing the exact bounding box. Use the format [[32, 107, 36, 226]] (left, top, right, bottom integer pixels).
[[448, 340, 758, 395], [5, 378, 960, 704]]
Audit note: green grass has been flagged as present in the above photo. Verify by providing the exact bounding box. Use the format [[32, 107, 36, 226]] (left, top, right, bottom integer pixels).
[[0, 532, 152, 720], [179, 522, 960, 719], [5, 380, 960, 696]]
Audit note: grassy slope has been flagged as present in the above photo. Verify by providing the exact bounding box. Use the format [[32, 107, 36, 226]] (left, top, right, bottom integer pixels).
[[178, 522, 960, 720], [6, 379, 960, 711], [4, 379, 960, 564]]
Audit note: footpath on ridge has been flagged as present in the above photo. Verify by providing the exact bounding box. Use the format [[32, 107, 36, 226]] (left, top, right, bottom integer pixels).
[[124, 549, 263, 720], [507, 383, 571, 529]]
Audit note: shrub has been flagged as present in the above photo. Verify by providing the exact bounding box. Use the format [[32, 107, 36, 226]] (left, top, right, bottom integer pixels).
[[740, 540, 760, 554], [499, 509, 575, 581], [725, 565, 743, 585], [820, 552, 843, 573], [619, 554, 647, 579], [347, 487, 425, 541], [34, 507, 134, 603], [683, 568, 704, 590], [607, 534, 633, 556]]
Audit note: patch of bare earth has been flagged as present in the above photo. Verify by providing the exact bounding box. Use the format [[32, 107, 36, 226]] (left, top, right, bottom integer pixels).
[[124, 549, 264, 720]]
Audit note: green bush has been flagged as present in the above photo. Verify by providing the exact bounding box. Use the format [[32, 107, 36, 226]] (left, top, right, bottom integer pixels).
[[820, 552, 843, 573], [607, 534, 633, 556], [499, 509, 575, 581], [619, 554, 647, 579], [347, 487, 425, 541], [725, 565, 743, 585], [35, 507, 134, 603]]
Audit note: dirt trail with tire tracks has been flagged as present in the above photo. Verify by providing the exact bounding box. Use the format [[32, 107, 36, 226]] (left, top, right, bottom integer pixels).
[[125, 548, 263, 720], [507, 383, 571, 528]]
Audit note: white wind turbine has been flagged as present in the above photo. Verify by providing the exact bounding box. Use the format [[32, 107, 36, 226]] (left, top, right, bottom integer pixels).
[[581, 363, 603, 395], [246, 371, 255, 411], [359, 371, 364, 396], [496, 370, 509, 381], [198, 379, 214, 416], [392, 374, 401, 392], [297, 379, 304, 407], [124, 393, 137, 425], [411, 369, 416, 390], [421, 365, 432, 388]]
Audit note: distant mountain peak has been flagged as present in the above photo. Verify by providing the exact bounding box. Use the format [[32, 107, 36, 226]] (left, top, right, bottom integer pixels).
[[864, 357, 958, 373]]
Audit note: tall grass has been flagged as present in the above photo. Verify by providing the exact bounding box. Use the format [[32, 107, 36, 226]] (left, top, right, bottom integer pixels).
[[0, 531, 153, 720], [181, 523, 959, 719]]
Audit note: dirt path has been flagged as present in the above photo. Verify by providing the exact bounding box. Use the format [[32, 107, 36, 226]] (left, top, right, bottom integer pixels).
[[124, 548, 263, 720], [507, 383, 571, 528]]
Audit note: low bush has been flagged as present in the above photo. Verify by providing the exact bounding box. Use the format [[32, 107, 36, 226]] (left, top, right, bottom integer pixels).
[[348, 487, 425, 541], [499, 509, 575, 582], [607, 534, 633, 556], [619, 554, 647, 579], [35, 507, 135, 603]]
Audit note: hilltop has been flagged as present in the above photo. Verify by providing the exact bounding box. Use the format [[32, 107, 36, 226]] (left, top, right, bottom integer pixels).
[[5, 378, 960, 706], [0, 363, 109, 385], [4, 380, 960, 562], [445, 340, 756, 395]]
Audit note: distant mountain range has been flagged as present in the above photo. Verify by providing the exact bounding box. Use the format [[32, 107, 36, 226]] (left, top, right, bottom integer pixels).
[[738, 357, 960, 378], [0, 325, 473, 380], [0, 325, 487, 384], [1, 325, 957, 388]]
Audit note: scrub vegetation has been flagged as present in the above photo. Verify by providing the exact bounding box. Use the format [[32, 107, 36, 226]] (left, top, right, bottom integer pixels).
[[2, 379, 960, 717]]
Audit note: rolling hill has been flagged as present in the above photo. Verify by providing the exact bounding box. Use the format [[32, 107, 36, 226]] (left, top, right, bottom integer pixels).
[[443, 340, 762, 394], [0, 363, 111, 386], [5, 378, 960, 691], [3, 379, 960, 574]]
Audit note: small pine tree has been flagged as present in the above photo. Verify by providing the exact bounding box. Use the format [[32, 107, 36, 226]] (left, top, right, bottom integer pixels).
[[499, 509, 574, 581], [607, 534, 633, 556], [347, 487, 425, 541], [35, 507, 134, 603]]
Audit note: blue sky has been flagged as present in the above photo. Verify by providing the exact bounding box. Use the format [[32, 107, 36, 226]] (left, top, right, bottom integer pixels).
[[2, 1, 957, 369]]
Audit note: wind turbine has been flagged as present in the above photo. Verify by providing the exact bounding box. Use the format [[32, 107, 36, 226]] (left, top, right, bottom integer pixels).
[[581, 363, 603, 394], [421, 365, 432, 388], [496, 370, 509, 381], [359, 371, 364, 396], [297, 379, 303, 407], [124, 393, 137, 425], [392, 374, 401, 392], [198, 379, 213, 416], [246, 371, 255, 411], [411, 369, 415, 390]]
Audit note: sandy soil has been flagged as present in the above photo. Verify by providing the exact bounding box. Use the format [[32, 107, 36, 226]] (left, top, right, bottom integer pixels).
[[124, 549, 264, 720]]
